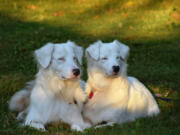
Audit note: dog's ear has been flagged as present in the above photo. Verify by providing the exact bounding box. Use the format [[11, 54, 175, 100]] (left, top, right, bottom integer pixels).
[[85, 40, 102, 61], [114, 40, 129, 61], [35, 43, 54, 68], [68, 40, 83, 65]]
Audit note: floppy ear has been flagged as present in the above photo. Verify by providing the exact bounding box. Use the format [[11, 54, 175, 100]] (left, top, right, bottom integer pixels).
[[68, 40, 83, 65], [85, 40, 102, 61], [74, 46, 83, 65], [114, 40, 129, 61], [35, 43, 54, 68]]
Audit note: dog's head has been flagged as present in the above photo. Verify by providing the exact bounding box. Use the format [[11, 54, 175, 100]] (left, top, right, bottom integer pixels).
[[86, 40, 129, 77], [35, 41, 83, 80]]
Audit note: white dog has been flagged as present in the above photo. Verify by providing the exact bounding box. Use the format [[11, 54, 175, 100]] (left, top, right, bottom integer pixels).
[[83, 40, 160, 126], [9, 41, 90, 131]]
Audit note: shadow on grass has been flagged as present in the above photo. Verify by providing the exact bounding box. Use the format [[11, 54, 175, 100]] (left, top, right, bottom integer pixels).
[[0, 11, 179, 87]]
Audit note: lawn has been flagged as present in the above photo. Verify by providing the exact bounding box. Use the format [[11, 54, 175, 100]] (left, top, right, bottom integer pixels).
[[0, 0, 180, 134]]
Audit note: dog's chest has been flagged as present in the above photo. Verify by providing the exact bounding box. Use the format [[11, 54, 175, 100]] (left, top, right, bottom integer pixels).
[[86, 88, 109, 107], [56, 81, 78, 103]]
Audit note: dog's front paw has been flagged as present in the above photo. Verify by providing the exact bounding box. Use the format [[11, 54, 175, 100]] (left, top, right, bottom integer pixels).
[[16, 111, 26, 121], [25, 122, 46, 131], [71, 124, 83, 132], [83, 122, 91, 129]]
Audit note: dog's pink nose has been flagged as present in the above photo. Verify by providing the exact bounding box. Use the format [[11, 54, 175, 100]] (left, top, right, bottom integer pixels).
[[112, 66, 120, 73], [72, 69, 80, 76]]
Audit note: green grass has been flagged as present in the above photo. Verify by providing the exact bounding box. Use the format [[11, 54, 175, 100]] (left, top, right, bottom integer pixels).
[[0, 0, 180, 134]]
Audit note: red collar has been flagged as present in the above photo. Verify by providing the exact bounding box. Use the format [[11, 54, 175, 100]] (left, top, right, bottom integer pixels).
[[89, 91, 94, 99]]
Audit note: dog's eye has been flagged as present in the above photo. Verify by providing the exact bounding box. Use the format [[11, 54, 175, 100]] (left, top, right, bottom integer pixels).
[[73, 56, 80, 65], [58, 57, 65, 61], [120, 57, 124, 61], [73, 57, 77, 60], [117, 56, 125, 61], [73, 57, 78, 62], [120, 57, 125, 61], [102, 57, 108, 60]]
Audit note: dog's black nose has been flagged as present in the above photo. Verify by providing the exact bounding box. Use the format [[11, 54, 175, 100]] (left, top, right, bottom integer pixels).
[[72, 69, 80, 76], [112, 66, 120, 73]]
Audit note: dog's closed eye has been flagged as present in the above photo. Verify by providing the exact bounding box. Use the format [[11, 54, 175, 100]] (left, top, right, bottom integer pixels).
[[101, 57, 108, 60], [73, 56, 80, 65], [73, 56, 77, 60], [116, 56, 124, 61], [58, 57, 65, 61]]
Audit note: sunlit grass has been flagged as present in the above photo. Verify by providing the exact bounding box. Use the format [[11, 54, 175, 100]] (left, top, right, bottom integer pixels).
[[1, 0, 179, 41]]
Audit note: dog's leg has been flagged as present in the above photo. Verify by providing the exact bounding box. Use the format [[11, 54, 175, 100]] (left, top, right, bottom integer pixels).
[[71, 124, 83, 132], [69, 113, 91, 131], [16, 108, 28, 121], [24, 107, 46, 131], [71, 121, 91, 131], [25, 119, 46, 131], [60, 103, 91, 131], [24, 121, 46, 131], [95, 122, 115, 128]]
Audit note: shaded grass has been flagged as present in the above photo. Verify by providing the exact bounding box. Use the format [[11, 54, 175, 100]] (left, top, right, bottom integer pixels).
[[0, 0, 180, 134]]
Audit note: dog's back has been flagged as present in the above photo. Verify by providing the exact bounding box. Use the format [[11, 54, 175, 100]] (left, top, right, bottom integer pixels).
[[127, 77, 160, 117]]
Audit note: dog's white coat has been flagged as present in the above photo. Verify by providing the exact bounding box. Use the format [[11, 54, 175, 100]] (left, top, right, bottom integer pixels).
[[9, 41, 90, 131], [83, 40, 160, 125]]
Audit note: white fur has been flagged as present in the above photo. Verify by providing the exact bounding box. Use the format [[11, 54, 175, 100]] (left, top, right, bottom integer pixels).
[[9, 81, 34, 112], [83, 40, 160, 126], [9, 41, 90, 131]]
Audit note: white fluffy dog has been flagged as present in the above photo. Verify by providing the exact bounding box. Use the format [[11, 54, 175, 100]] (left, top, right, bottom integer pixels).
[[9, 41, 90, 131], [83, 40, 160, 126]]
